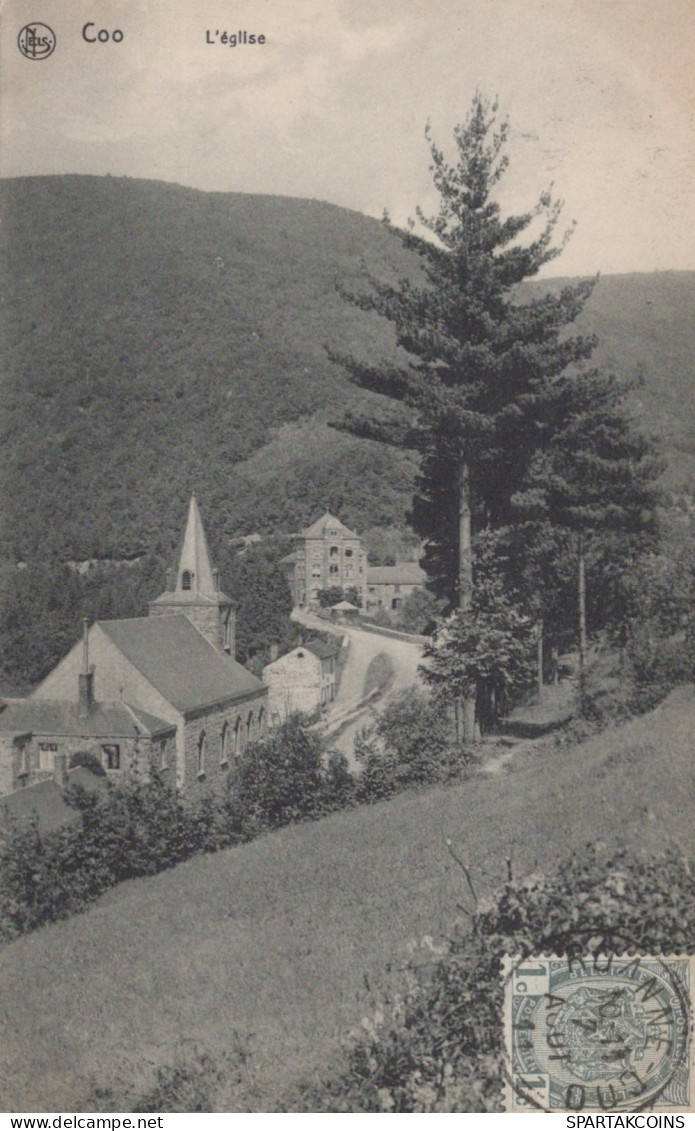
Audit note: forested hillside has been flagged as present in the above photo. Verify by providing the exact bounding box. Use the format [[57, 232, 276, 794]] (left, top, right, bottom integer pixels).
[[1, 175, 693, 566]]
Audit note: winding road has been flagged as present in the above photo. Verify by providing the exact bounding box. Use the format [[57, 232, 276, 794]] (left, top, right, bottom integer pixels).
[[291, 610, 424, 764]]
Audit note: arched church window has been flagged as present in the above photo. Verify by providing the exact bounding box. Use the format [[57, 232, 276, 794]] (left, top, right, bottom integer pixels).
[[258, 707, 265, 736], [220, 721, 229, 766], [234, 716, 242, 757], [197, 731, 206, 777], [182, 570, 193, 591], [247, 711, 254, 746]]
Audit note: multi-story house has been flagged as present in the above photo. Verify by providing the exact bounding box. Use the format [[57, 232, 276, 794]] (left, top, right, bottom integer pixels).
[[280, 512, 368, 609]]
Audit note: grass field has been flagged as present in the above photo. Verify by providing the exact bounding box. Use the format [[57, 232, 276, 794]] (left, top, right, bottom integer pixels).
[[1, 685, 694, 1111]]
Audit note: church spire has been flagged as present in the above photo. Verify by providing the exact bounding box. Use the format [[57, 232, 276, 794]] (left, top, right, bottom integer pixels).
[[176, 493, 216, 597]]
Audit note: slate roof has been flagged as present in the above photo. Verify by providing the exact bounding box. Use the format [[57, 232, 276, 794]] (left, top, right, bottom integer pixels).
[[300, 513, 360, 540], [366, 563, 426, 586], [0, 767, 108, 836], [98, 616, 264, 713], [305, 639, 341, 660], [0, 698, 174, 739]]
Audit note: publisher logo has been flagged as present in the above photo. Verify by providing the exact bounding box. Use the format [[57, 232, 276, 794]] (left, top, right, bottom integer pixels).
[[17, 22, 56, 60]]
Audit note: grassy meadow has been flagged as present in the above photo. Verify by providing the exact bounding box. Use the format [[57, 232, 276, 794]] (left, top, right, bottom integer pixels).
[[0, 684, 693, 1111]]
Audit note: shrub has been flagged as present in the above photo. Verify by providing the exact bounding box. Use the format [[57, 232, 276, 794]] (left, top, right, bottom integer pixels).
[[232, 716, 329, 827], [628, 631, 694, 715], [356, 687, 461, 801], [69, 750, 106, 776]]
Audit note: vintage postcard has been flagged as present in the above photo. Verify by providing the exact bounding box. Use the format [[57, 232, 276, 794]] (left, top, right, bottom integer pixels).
[[1, 0, 693, 1116]]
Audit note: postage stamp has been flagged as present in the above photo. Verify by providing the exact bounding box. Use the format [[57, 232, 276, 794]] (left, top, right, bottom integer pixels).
[[503, 955, 694, 1113]]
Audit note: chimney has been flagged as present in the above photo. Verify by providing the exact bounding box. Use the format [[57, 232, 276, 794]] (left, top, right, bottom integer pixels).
[[212, 567, 220, 591], [78, 618, 94, 718], [54, 753, 69, 789]]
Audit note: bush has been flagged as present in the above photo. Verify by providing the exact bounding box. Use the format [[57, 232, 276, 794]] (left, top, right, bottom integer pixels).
[[291, 845, 695, 1112], [69, 750, 107, 776], [628, 632, 694, 715], [356, 688, 461, 801], [232, 716, 330, 827]]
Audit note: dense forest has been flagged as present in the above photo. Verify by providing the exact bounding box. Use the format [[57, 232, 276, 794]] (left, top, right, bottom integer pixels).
[[1, 175, 694, 687]]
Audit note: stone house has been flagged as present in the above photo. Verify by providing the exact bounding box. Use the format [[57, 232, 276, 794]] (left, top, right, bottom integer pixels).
[[365, 562, 426, 614], [263, 637, 341, 726], [0, 495, 268, 801], [280, 512, 368, 609]]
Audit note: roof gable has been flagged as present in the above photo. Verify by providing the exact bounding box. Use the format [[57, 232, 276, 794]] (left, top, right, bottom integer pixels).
[[300, 513, 360, 540]]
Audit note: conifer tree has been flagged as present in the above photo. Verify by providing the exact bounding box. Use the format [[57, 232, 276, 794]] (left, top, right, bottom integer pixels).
[[335, 93, 597, 739], [512, 370, 663, 697]]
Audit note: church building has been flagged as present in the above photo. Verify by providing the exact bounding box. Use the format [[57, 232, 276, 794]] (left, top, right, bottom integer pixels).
[[0, 496, 268, 801]]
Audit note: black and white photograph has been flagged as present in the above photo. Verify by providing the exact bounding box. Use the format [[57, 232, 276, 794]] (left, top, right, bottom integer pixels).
[[1, 0, 694, 1116]]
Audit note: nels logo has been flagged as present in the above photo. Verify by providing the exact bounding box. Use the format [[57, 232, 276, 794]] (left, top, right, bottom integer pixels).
[[18, 22, 56, 60]]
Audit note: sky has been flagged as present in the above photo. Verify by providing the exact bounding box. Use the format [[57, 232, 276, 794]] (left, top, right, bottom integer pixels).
[[2, 0, 694, 276]]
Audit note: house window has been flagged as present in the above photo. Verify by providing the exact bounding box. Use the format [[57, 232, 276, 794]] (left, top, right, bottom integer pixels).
[[345, 548, 353, 558], [220, 722, 229, 766], [182, 570, 193, 590], [197, 732, 206, 777], [391, 598, 402, 611], [17, 745, 29, 781], [102, 743, 121, 770], [39, 742, 58, 770], [329, 564, 339, 576], [329, 546, 339, 557]]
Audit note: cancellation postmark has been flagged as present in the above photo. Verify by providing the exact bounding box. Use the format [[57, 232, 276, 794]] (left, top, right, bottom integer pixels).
[[503, 955, 694, 1112]]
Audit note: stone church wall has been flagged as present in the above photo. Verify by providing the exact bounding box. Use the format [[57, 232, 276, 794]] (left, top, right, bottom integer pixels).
[[182, 690, 268, 800]]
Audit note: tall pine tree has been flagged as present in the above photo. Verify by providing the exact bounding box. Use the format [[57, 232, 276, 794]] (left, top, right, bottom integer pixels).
[[334, 94, 598, 739]]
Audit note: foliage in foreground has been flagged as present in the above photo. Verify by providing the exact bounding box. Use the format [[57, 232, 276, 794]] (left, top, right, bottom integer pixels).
[[0, 718, 352, 944], [104, 846, 695, 1112], [288, 846, 695, 1112]]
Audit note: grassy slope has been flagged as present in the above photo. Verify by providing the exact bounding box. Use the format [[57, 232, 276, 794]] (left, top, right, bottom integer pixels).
[[1, 175, 693, 560], [1, 685, 694, 1111]]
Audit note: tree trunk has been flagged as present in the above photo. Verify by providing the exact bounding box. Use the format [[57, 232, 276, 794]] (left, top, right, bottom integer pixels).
[[578, 530, 587, 707], [458, 461, 477, 742], [537, 617, 544, 701]]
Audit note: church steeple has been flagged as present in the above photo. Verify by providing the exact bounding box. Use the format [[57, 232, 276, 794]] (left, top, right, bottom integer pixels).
[[149, 495, 235, 655], [176, 493, 217, 598]]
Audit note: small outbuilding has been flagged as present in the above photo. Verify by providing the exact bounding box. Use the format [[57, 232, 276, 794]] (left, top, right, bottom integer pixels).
[[330, 600, 360, 625], [262, 638, 341, 726]]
